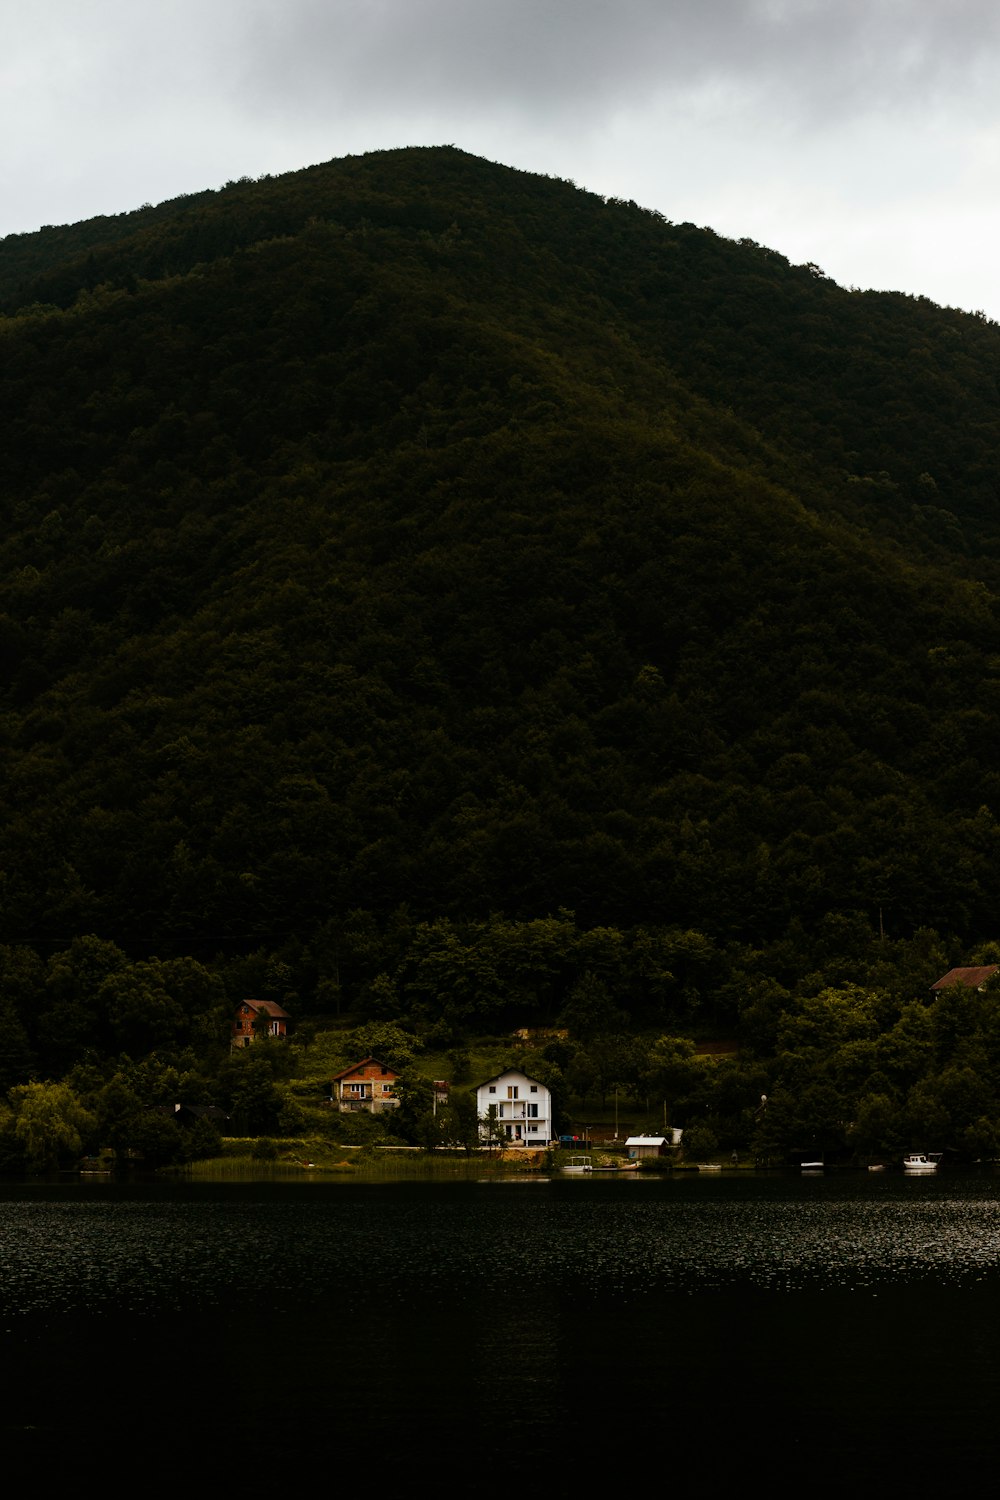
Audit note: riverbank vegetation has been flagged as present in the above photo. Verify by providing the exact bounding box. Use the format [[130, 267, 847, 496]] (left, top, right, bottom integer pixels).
[[4, 146, 1000, 1170]]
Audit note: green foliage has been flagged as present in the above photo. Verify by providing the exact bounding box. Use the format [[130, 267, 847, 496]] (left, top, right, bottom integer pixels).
[[10, 1080, 96, 1169], [223, 1056, 286, 1135], [480, 1102, 507, 1156], [7, 146, 1000, 1159], [1, 148, 1000, 978], [681, 1124, 719, 1162], [343, 1022, 422, 1071]]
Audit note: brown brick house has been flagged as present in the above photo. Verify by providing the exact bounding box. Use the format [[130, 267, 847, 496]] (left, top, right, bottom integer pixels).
[[332, 1056, 401, 1112], [232, 999, 290, 1048]]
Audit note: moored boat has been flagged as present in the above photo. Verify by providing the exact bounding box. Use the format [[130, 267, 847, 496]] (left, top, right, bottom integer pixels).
[[902, 1153, 938, 1174], [562, 1154, 593, 1174]]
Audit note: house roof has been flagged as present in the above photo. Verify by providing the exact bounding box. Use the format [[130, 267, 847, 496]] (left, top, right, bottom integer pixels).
[[625, 1135, 667, 1146], [241, 999, 290, 1018], [331, 1055, 400, 1082], [930, 965, 1000, 991], [476, 1068, 547, 1090], [149, 1103, 230, 1123]]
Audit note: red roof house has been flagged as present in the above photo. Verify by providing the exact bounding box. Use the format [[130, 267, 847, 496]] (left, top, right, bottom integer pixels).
[[931, 966, 1000, 993], [331, 1056, 401, 1113], [232, 999, 290, 1048]]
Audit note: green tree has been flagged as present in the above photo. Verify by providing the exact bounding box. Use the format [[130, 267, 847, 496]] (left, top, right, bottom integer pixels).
[[226, 1056, 286, 1135], [37, 936, 129, 1070], [10, 1080, 96, 1169], [94, 1074, 145, 1155], [480, 1102, 506, 1156], [558, 971, 626, 1041], [344, 1021, 421, 1071], [392, 1075, 436, 1146]]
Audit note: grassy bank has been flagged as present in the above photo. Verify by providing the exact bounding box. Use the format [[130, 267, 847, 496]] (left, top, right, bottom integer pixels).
[[175, 1137, 553, 1178]]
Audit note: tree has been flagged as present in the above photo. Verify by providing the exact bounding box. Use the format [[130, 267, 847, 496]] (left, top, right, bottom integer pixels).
[[480, 1102, 506, 1156], [36, 936, 129, 1070], [94, 1074, 144, 1155], [0, 995, 36, 1090], [558, 971, 626, 1041], [128, 1110, 185, 1166], [640, 1034, 703, 1113], [850, 1091, 903, 1159], [392, 1075, 436, 1146], [226, 1056, 285, 1135], [10, 1081, 96, 1169], [443, 1089, 482, 1153]]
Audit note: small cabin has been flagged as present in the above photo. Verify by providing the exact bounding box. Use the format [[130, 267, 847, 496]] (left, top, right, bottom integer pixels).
[[232, 999, 290, 1048]]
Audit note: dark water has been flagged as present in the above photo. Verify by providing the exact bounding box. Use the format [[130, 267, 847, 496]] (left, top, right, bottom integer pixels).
[[3, 1170, 1000, 1494]]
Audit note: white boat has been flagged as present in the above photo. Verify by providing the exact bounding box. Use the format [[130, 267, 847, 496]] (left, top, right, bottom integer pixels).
[[902, 1153, 938, 1174], [562, 1154, 593, 1174]]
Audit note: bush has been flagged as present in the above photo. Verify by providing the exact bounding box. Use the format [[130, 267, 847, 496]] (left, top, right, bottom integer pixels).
[[682, 1124, 719, 1161]]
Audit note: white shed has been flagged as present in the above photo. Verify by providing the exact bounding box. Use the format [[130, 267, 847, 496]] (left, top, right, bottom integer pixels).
[[625, 1132, 680, 1158]]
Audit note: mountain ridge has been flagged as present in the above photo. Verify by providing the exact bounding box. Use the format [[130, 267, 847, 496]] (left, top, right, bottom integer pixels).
[[1, 143, 999, 1001]]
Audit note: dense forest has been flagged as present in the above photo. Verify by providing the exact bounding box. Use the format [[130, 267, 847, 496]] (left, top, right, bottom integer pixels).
[[3, 144, 1000, 1167]]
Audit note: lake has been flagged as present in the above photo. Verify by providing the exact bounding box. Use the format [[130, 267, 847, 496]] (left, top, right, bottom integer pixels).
[[3, 1169, 1000, 1494]]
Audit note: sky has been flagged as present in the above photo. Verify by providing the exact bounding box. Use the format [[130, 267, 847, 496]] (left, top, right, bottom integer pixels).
[[4, 0, 1000, 318]]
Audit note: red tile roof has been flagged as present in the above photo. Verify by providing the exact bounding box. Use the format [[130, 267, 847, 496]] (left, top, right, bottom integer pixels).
[[241, 999, 290, 1017], [931, 965, 1000, 991], [331, 1055, 400, 1082]]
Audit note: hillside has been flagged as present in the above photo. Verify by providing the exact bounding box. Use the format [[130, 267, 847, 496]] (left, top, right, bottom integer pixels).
[[2, 144, 1000, 1046]]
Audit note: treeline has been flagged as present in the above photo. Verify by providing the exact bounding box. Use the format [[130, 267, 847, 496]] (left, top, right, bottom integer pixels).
[[4, 932, 998, 1169], [0, 907, 963, 1082]]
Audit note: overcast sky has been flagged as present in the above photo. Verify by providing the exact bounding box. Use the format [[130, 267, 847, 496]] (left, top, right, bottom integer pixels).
[[4, 0, 1000, 317]]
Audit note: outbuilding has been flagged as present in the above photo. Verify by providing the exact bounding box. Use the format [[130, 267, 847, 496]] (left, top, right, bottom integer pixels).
[[625, 1133, 678, 1159]]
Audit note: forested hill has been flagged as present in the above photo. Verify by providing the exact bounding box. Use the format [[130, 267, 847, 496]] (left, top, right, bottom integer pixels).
[[2, 143, 1000, 1026]]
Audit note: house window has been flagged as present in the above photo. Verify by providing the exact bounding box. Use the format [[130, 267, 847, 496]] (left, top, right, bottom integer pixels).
[[488, 1086, 496, 1094], [530, 1085, 538, 1093], [528, 1104, 538, 1118], [508, 1086, 518, 1099]]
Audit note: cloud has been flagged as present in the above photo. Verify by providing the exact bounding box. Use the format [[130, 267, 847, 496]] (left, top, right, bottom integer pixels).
[[233, 0, 1000, 132], [4, 1, 1000, 316]]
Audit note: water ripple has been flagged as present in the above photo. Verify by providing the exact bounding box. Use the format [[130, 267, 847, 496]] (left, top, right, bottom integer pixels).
[[3, 1178, 1000, 1318]]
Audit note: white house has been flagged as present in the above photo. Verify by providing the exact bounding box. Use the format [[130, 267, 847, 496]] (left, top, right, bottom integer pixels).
[[475, 1069, 552, 1147]]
